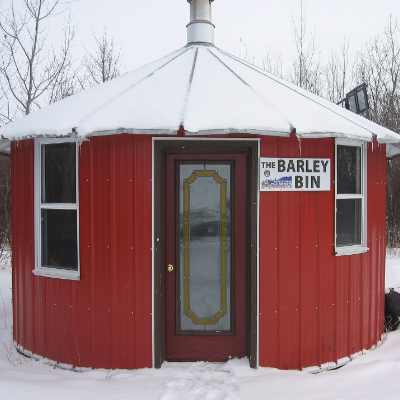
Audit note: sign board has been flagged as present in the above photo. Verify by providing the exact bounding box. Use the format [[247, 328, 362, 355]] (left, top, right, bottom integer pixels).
[[260, 158, 331, 191]]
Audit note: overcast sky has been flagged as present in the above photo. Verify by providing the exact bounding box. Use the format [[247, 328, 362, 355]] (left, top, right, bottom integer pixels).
[[66, 0, 400, 72], [3, 0, 400, 73]]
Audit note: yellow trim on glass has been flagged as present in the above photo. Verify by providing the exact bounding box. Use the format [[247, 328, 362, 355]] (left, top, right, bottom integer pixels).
[[220, 180, 227, 218], [182, 168, 229, 327], [195, 318, 216, 324], [221, 278, 227, 313], [184, 248, 190, 277], [184, 278, 190, 313], [213, 311, 225, 323], [184, 181, 190, 219]]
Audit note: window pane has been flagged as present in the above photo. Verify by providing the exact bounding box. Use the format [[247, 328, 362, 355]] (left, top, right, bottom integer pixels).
[[357, 89, 367, 112], [337, 145, 361, 194], [336, 199, 361, 246], [42, 143, 76, 203], [179, 164, 231, 332], [42, 209, 78, 270], [348, 94, 357, 113]]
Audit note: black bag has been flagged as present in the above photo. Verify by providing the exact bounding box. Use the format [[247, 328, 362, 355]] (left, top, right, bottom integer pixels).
[[385, 289, 400, 331]]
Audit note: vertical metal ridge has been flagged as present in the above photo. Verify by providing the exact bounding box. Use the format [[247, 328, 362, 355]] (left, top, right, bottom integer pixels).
[[110, 135, 118, 369], [132, 136, 139, 366], [180, 47, 199, 128], [132, 135, 153, 367], [126, 135, 136, 368]]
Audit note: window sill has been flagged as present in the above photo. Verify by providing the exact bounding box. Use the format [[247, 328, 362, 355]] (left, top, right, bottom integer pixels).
[[33, 267, 80, 281], [335, 246, 369, 256]]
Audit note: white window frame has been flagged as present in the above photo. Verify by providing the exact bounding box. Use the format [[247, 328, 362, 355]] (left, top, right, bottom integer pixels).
[[34, 138, 80, 280], [335, 138, 368, 256]]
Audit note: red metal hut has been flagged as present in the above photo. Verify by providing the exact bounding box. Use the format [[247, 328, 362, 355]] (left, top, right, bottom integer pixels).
[[1, 0, 399, 371]]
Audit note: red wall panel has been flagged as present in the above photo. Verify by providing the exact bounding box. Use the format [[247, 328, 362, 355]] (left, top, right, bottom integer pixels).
[[259, 135, 386, 370], [11, 139, 35, 354], [11, 133, 386, 370], [12, 134, 153, 369]]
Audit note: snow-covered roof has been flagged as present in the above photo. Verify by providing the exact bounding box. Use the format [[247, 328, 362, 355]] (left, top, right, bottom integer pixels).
[[1, 43, 399, 143]]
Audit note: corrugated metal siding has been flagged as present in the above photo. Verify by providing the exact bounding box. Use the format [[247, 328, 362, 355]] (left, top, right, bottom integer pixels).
[[11, 133, 386, 370], [259, 135, 386, 370], [11, 139, 35, 355], [12, 134, 153, 369]]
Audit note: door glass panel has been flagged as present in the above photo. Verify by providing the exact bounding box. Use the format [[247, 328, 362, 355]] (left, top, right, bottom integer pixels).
[[179, 164, 231, 331]]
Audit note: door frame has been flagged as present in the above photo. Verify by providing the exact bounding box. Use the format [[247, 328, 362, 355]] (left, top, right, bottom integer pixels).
[[153, 138, 259, 368]]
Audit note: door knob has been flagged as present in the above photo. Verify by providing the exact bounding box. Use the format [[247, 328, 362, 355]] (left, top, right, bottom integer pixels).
[[167, 264, 174, 272]]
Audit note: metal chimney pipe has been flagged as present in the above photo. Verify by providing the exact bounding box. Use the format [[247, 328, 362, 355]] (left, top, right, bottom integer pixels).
[[187, 0, 215, 44]]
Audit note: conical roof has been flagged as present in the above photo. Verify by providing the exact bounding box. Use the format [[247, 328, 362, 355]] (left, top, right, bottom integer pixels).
[[0, 43, 399, 143]]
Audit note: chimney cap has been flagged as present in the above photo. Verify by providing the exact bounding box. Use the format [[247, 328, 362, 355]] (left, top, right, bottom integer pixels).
[[187, 0, 215, 45]]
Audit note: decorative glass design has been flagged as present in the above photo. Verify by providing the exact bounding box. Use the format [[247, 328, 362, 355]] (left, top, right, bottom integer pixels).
[[179, 164, 231, 331]]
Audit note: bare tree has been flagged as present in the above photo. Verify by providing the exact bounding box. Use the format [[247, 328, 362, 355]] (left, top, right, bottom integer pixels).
[[356, 16, 400, 132], [261, 46, 284, 78], [233, 37, 256, 65], [0, 1, 15, 125], [80, 27, 124, 88], [0, 0, 77, 257], [0, 154, 10, 254], [288, 0, 322, 95], [387, 157, 400, 247], [46, 13, 81, 104], [0, 80, 17, 125], [352, 17, 400, 246], [0, 0, 76, 117], [324, 39, 353, 103]]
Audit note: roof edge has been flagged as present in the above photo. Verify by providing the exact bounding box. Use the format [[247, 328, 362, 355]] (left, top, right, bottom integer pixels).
[[6, 128, 400, 142], [184, 128, 291, 136]]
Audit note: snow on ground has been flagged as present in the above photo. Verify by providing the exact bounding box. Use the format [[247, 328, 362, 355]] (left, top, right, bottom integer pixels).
[[2, 251, 400, 400]]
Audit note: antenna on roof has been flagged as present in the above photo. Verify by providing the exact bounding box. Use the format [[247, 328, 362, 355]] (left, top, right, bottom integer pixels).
[[187, 0, 215, 45]]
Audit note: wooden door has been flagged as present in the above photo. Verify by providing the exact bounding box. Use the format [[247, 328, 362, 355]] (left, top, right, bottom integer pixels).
[[164, 153, 247, 361]]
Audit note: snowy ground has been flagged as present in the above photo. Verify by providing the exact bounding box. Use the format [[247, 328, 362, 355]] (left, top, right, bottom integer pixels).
[[2, 251, 400, 400]]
